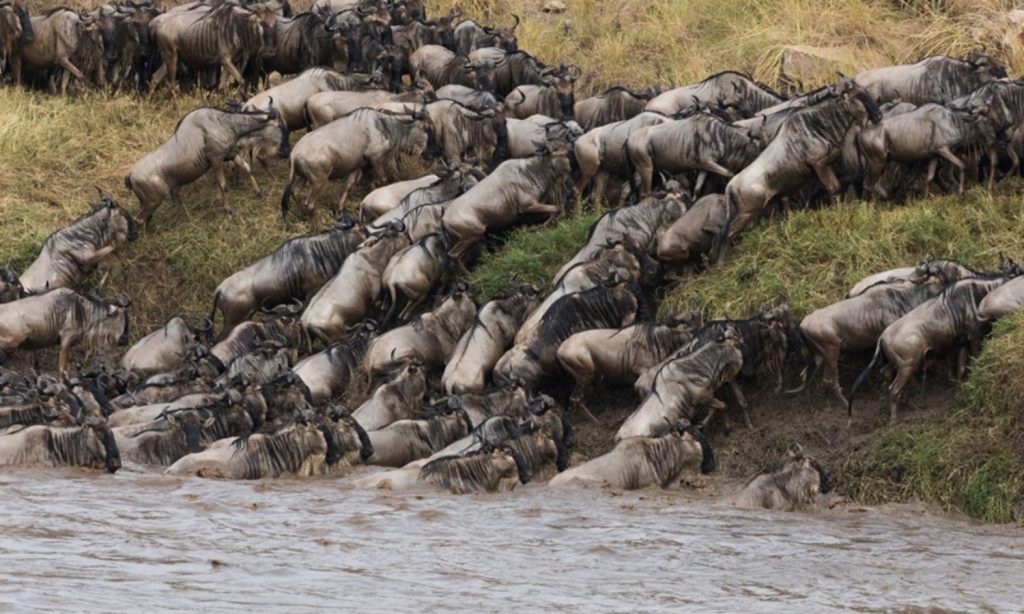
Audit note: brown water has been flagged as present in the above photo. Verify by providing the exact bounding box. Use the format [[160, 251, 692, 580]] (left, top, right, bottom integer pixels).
[[2, 467, 1021, 612]]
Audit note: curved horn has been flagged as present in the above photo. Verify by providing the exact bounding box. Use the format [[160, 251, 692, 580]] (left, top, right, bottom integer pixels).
[[510, 13, 519, 29]]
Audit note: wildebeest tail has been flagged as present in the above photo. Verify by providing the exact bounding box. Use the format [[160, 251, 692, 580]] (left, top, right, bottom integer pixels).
[[280, 180, 295, 220], [710, 185, 739, 261], [847, 339, 885, 417], [301, 102, 313, 131], [207, 290, 221, 339], [622, 140, 639, 201]]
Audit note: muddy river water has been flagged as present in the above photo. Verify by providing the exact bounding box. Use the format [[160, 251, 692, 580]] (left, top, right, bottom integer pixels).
[[2, 467, 1021, 612]]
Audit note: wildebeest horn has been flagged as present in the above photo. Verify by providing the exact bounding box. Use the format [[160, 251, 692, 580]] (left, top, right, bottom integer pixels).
[[510, 13, 520, 28]]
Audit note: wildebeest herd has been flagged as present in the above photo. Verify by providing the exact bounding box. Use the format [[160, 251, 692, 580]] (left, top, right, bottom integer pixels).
[[4, 0, 1024, 512]]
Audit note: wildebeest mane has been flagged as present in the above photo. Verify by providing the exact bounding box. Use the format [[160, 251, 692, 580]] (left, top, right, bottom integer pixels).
[[534, 284, 640, 349]]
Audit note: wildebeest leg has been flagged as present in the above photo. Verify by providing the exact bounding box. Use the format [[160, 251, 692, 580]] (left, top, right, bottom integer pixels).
[[80, 245, 116, 266], [398, 294, 427, 321], [233, 155, 263, 196], [985, 148, 998, 195], [337, 169, 362, 213], [211, 161, 233, 214], [887, 363, 915, 424], [810, 160, 841, 197], [729, 380, 753, 430], [57, 56, 87, 89], [58, 342, 71, 376], [524, 202, 561, 217], [218, 56, 246, 91], [700, 398, 727, 430], [956, 345, 969, 382], [935, 146, 966, 195]]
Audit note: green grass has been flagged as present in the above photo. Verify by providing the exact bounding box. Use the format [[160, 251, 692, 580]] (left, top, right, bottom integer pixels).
[[468, 213, 600, 299]]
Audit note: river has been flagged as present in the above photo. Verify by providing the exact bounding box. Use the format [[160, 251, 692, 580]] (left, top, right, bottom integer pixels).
[[1, 467, 1020, 612]]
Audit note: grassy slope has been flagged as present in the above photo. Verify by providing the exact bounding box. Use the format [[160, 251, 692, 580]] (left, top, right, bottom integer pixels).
[[5, 0, 1024, 518]]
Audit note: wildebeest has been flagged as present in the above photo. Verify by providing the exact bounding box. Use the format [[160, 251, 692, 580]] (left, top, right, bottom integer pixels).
[[442, 284, 540, 395], [794, 264, 952, 406], [126, 103, 289, 227], [505, 67, 580, 120], [554, 189, 686, 281], [858, 102, 996, 199], [12, 8, 95, 92], [151, 1, 280, 92], [656, 193, 731, 268], [409, 44, 495, 92], [726, 450, 831, 510], [0, 269, 24, 305], [442, 140, 572, 261], [244, 68, 381, 130], [852, 53, 1007, 105], [369, 159, 485, 228], [551, 422, 715, 489], [210, 214, 366, 334], [166, 409, 371, 479], [556, 312, 701, 421], [390, 8, 460, 71], [436, 83, 499, 111], [280, 107, 433, 218], [468, 47, 558, 98], [360, 172, 440, 219], [292, 321, 375, 403], [210, 305, 304, 366], [365, 287, 474, 376], [412, 443, 527, 493], [452, 15, 518, 56], [19, 191, 138, 294], [380, 233, 450, 325], [301, 222, 409, 343], [366, 404, 472, 467], [517, 237, 658, 346], [504, 115, 583, 159], [849, 275, 1006, 422], [617, 326, 744, 440], [121, 316, 198, 376], [0, 289, 129, 374], [302, 82, 435, 129], [112, 407, 215, 466], [644, 71, 783, 117], [0, 0, 33, 80], [717, 80, 882, 255], [0, 417, 121, 472], [626, 109, 762, 195], [572, 111, 672, 200], [979, 275, 1024, 320], [495, 280, 644, 389], [351, 361, 427, 430], [574, 86, 659, 131], [259, 11, 347, 79]]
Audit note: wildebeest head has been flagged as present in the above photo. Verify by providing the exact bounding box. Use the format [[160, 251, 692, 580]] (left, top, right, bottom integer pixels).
[[682, 423, 716, 474], [468, 60, 497, 94], [544, 66, 579, 119], [88, 296, 131, 349], [247, 2, 280, 58], [965, 50, 1007, 80], [832, 78, 882, 124], [0, 267, 24, 303], [92, 187, 139, 243], [10, 0, 32, 42], [85, 416, 122, 473], [781, 449, 831, 496], [165, 408, 216, 454], [495, 14, 519, 52], [91, 7, 120, 63], [430, 7, 460, 50]]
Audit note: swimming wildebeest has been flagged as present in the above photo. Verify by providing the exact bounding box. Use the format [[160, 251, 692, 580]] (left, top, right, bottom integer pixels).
[[126, 102, 290, 227], [19, 191, 138, 294], [0, 417, 121, 473], [550, 421, 715, 489], [365, 403, 472, 467], [0, 289, 129, 374], [726, 450, 830, 511], [166, 409, 372, 479]]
